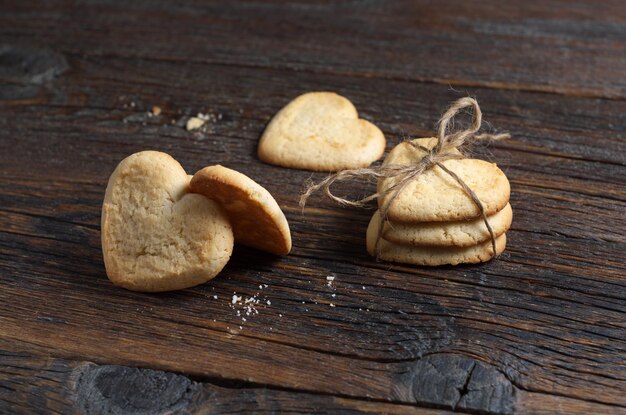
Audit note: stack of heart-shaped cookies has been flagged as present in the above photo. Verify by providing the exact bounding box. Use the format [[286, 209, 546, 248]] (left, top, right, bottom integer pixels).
[[366, 138, 512, 266]]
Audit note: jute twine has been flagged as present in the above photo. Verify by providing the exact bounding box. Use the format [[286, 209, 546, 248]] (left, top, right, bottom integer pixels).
[[299, 97, 509, 258]]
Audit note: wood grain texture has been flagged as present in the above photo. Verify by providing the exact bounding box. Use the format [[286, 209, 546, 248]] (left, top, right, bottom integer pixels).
[[1, 0, 625, 414], [1, 351, 455, 415], [2, 0, 626, 98]]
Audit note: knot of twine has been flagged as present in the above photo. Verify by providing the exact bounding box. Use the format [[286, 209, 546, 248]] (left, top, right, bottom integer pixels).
[[299, 97, 509, 258]]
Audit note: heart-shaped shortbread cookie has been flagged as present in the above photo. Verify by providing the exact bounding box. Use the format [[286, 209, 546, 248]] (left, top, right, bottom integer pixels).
[[101, 151, 234, 292], [376, 203, 512, 247], [378, 138, 510, 222], [190, 165, 292, 255], [367, 215, 507, 266], [258, 92, 386, 171]]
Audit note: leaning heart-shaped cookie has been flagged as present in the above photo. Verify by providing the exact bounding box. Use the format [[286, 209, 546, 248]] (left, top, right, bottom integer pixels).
[[190, 165, 292, 255], [101, 151, 234, 292], [258, 92, 386, 171]]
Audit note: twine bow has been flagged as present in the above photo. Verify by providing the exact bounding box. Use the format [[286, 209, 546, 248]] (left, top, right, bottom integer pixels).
[[300, 97, 509, 258]]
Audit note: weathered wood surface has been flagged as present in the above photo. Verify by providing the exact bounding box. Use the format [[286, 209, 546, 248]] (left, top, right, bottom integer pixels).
[[1, 1, 625, 414], [2, 0, 626, 98], [2, 351, 457, 415]]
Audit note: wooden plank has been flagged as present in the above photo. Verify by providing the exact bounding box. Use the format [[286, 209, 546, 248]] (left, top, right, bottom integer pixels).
[[0, 51, 624, 414], [1, 2, 625, 413], [1, 0, 626, 98], [0, 350, 458, 415], [1, 347, 622, 415]]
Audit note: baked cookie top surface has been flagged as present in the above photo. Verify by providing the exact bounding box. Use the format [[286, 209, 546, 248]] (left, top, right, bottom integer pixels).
[[378, 138, 510, 222], [190, 165, 291, 255], [101, 151, 234, 292], [258, 92, 385, 171]]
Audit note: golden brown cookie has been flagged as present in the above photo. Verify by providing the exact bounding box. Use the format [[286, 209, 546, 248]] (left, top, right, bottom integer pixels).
[[367, 214, 506, 266], [101, 151, 234, 292], [378, 203, 512, 247], [258, 92, 386, 171], [190, 165, 291, 255], [378, 138, 510, 222]]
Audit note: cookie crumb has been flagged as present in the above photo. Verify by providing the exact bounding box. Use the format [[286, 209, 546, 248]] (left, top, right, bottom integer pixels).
[[326, 275, 335, 287], [186, 116, 205, 131], [151, 106, 162, 116]]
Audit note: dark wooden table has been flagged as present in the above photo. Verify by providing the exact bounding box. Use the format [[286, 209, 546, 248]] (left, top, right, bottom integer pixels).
[[1, 1, 625, 414]]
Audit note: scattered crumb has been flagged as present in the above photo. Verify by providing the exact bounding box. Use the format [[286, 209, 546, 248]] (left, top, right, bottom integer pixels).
[[331, 294, 336, 298], [151, 105, 162, 116], [330, 303, 335, 307], [362, 286, 366, 290], [228, 291, 271, 328], [213, 295, 218, 299], [326, 275, 335, 288], [186, 116, 205, 131]]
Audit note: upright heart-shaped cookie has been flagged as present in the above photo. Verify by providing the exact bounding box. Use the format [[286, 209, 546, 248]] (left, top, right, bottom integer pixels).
[[378, 138, 510, 222], [258, 92, 386, 171], [101, 151, 234, 292]]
